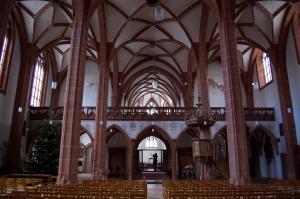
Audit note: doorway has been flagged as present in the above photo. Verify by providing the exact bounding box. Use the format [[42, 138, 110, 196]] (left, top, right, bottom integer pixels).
[[137, 136, 167, 172]]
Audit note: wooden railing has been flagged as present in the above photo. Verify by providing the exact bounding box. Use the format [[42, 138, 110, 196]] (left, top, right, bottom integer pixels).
[[29, 107, 275, 121]]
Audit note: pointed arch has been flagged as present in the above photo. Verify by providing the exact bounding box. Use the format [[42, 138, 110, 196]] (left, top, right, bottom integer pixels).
[[176, 126, 198, 141], [106, 124, 131, 145], [212, 125, 227, 140], [134, 125, 172, 150], [249, 125, 279, 154]]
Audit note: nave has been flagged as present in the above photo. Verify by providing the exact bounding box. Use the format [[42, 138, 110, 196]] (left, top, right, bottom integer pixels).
[[1, 0, 300, 198]]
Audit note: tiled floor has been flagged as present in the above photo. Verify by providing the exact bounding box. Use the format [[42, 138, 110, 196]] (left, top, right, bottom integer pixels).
[[147, 183, 163, 199]]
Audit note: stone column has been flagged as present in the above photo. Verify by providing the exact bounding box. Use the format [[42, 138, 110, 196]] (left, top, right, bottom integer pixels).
[[93, 42, 109, 180], [0, 0, 12, 48], [171, 140, 177, 180], [186, 51, 194, 107], [57, 0, 89, 185], [6, 44, 36, 173], [270, 45, 297, 179], [218, 0, 250, 185], [197, 4, 210, 110], [131, 140, 137, 179], [111, 57, 119, 107], [197, 4, 212, 180], [128, 140, 133, 180]]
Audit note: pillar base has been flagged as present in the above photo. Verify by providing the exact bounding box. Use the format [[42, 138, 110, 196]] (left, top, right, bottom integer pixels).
[[57, 174, 78, 185], [229, 175, 250, 186], [199, 163, 211, 180], [93, 168, 109, 180]]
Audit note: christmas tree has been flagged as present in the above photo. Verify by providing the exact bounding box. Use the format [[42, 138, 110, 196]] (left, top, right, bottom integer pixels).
[[27, 111, 61, 175]]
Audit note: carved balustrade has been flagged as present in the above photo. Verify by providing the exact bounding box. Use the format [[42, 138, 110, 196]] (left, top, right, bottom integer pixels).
[[29, 107, 275, 121]]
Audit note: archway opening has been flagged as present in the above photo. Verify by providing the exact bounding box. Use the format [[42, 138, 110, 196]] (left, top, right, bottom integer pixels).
[[176, 128, 198, 179], [106, 127, 130, 179], [249, 130, 276, 178], [137, 136, 167, 172], [79, 130, 93, 174], [212, 129, 229, 179]]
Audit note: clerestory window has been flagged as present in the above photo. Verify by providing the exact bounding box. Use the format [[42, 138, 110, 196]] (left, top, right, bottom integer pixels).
[[257, 52, 273, 89], [30, 53, 47, 107]]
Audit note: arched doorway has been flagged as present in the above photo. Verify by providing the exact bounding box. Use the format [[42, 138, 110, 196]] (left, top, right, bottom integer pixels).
[[137, 136, 167, 172], [212, 127, 229, 179], [133, 126, 172, 179], [106, 126, 131, 179], [176, 128, 198, 179], [79, 127, 93, 174], [249, 126, 279, 178]]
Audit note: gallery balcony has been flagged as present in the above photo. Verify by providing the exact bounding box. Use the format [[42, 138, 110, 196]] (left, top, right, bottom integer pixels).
[[29, 107, 275, 121]]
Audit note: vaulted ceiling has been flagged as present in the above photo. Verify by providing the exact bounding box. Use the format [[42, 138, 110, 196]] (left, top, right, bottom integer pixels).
[[13, 0, 298, 107]]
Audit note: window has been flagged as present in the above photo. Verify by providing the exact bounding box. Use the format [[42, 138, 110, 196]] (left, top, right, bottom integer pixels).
[[30, 53, 46, 107], [145, 136, 158, 148], [137, 136, 166, 150], [257, 52, 273, 89], [0, 27, 14, 94], [0, 35, 8, 75], [262, 53, 273, 84]]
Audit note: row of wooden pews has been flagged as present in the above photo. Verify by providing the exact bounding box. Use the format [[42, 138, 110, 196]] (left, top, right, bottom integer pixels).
[[163, 180, 300, 199], [1, 178, 147, 198]]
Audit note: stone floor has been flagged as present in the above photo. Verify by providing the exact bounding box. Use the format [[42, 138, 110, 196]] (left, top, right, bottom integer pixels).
[[147, 183, 163, 199]]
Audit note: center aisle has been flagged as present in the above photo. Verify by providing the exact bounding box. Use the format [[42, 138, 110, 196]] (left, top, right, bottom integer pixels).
[[147, 181, 163, 199]]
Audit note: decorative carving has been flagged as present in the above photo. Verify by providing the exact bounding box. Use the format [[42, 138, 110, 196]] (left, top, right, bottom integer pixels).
[[208, 79, 224, 92], [29, 107, 275, 121]]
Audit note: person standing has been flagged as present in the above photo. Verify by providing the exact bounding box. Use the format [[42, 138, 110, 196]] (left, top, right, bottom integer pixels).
[[153, 153, 158, 171]]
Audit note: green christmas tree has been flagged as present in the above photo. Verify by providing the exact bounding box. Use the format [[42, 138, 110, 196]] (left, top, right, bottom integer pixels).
[[27, 111, 61, 175]]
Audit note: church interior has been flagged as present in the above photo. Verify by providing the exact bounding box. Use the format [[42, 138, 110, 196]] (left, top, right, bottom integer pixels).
[[0, 0, 300, 198]]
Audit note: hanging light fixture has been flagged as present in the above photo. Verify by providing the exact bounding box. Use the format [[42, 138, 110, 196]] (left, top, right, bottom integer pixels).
[[154, 6, 164, 21], [152, 80, 158, 89]]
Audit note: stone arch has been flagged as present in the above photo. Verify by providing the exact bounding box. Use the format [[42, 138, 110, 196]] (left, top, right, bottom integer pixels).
[[176, 127, 198, 179], [134, 125, 172, 150], [249, 125, 279, 155], [80, 126, 94, 143], [212, 125, 227, 140], [79, 126, 94, 173], [248, 125, 280, 178], [176, 127, 198, 141], [106, 125, 132, 179], [106, 124, 131, 145], [132, 125, 173, 178], [81, 143, 93, 173]]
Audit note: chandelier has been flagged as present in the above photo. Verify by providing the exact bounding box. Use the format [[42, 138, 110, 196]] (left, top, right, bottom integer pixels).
[[186, 97, 216, 128]]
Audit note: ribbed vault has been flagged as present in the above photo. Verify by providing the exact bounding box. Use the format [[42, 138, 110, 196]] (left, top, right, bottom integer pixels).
[[12, 0, 300, 107]]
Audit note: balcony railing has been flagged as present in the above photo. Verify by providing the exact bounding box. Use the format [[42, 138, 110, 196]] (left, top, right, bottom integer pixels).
[[29, 107, 275, 121]]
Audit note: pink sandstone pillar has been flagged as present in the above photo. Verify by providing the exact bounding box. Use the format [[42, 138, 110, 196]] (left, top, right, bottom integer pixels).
[[57, 0, 89, 185], [128, 140, 133, 180], [186, 51, 194, 108], [218, 0, 250, 185], [270, 45, 297, 179], [111, 58, 119, 107], [197, 4, 212, 180], [171, 140, 177, 180], [7, 44, 37, 173], [93, 42, 110, 180]]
